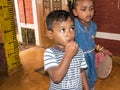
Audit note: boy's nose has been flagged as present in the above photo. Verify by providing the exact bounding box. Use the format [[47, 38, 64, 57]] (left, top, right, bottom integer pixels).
[[66, 31, 72, 36]]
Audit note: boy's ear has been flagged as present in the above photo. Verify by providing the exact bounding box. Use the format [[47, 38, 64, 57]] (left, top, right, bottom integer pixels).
[[47, 30, 53, 39], [72, 9, 78, 16]]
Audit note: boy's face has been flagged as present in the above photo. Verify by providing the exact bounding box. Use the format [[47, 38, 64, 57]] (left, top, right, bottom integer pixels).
[[48, 17, 75, 49], [73, 0, 94, 23]]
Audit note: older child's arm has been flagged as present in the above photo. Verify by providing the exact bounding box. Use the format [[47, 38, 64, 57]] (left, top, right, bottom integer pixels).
[[81, 69, 90, 90], [47, 41, 78, 83]]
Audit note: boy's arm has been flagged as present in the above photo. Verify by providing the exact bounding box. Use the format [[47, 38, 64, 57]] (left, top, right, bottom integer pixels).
[[47, 41, 78, 83], [81, 69, 90, 90], [48, 54, 73, 83]]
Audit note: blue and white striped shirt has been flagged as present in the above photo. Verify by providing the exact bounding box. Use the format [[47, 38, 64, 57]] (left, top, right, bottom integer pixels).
[[44, 47, 87, 90]]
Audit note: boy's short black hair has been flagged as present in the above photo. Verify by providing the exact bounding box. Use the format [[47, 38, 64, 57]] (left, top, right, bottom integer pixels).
[[46, 10, 74, 31]]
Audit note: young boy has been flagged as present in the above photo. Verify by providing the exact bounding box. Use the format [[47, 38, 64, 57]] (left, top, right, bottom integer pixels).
[[44, 10, 89, 90]]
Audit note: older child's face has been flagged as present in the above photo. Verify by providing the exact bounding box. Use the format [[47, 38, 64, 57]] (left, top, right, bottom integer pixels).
[[51, 17, 75, 49], [73, 0, 94, 23]]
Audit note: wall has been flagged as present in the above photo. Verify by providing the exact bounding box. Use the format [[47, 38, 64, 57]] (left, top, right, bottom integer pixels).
[[16, 0, 120, 56], [94, 0, 120, 56]]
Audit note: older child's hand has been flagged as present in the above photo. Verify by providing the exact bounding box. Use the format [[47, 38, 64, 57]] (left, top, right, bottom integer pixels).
[[96, 45, 112, 56], [101, 49, 112, 56], [65, 41, 78, 58], [96, 45, 104, 52]]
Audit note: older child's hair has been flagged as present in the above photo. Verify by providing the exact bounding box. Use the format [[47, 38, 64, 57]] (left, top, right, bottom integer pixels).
[[68, 0, 94, 11], [46, 10, 74, 31]]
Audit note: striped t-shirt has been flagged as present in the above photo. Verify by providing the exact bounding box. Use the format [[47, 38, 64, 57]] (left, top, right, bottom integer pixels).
[[44, 47, 87, 90]]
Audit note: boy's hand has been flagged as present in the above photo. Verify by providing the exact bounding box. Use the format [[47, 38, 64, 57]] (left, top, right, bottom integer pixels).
[[65, 41, 78, 58]]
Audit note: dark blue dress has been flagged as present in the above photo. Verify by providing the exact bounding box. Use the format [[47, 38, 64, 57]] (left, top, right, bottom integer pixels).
[[74, 18, 97, 89]]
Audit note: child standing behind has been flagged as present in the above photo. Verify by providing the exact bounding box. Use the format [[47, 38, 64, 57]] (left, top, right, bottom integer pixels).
[[70, 0, 112, 90], [44, 10, 89, 90]]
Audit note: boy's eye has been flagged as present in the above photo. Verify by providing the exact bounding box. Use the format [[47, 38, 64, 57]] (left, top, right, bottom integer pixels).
[[70, 26, 75, 31], [59, 29, 65, 32]]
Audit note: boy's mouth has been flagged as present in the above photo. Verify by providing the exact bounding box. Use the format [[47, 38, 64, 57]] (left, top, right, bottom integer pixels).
[[67, 39, 74, 43]]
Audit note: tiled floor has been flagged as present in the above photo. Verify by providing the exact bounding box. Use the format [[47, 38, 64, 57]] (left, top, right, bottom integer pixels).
[[0, 46, 120, 90]]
